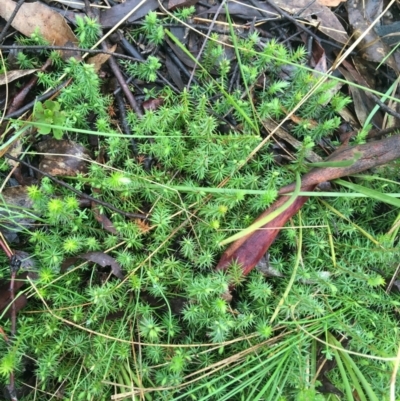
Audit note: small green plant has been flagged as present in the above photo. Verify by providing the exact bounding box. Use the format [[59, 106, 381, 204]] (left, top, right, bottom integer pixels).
[[74, 15, 101, 48], [32, 100, 66, 139]]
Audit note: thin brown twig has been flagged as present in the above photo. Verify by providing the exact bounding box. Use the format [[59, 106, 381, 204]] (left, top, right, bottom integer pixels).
[[102, 41, 143, 117], [7, 58, 52, 115], [5, 80, 70, 119]]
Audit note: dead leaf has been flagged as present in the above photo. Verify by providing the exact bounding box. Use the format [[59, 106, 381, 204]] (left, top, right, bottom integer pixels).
[[0, 69, 38, 86], [216, 187, 314, 275], [316, 0, 345, 6], [165, 55, 185, 90], [272, 0, 349, 44], [61, 252, 124, 279], [347, 0, 398, 71], [0, 0, 79, 59], [165, 37, 196, 68], [45, 0, 86, 10], [36, 139, 91, 176], [309, 39, 327, 73], [88, 44, 117, 73], [168, 0, 198, 10], [142, 97, 165, 112], [375, 21, 400, 46], [91, 202, 118, 235], [202, 0, 278, 20], [100, 0, 159, 28], [338, 63, 382, 127]]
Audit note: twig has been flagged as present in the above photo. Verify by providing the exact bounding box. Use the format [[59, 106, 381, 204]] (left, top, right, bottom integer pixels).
[[4, 153, 147, 220], [370, 93, 400, 121], [115, 90, 138, 155], [5, 80, 70, 119], [7, 58, 52, 115], [102, 41, 143, 117]]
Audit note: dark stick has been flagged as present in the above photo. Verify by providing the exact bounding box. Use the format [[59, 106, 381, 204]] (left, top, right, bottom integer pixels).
[[5, 80, 70, 119], [7, 58, 52, 115], [370, 93, 400, 121], [115, 90, 138, 155], [102, 41, 143, 117], [4, 154, 147, 220]]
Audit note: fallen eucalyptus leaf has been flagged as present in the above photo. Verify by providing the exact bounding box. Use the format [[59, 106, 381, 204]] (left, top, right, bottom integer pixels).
[[0, 0, 79, 59], [0, 69, 38, 86]]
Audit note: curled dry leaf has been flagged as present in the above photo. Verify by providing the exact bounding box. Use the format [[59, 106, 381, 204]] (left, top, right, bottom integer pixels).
[[36, 138, 92, 176], [316, 0, 345, 6], [347, 0, 399, 71], [43, 0, 86, 10], [0, 69, 38, 86], [91, 202, 118, 235], [168, 0, 199, 11], [61, 252, 124, 279], [0, 0, 79, 59], [279, 133, 400, 194], [88, 44, 117, 73], [100, 0, 159, 28]]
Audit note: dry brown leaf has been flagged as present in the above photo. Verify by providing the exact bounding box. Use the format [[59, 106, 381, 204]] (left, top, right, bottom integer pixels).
[[0, 69, 38, 86], [45, 0, 86, 9], [61, 252, 124, 279], [100, 0, 159, 28], [36, 139, 92, 176], [0, 0, 78, 58], [347, 0, 398, 71], [203, 1, 277, 20], [272, 0, 349, 44], [168, 0, 198, 10], [88, 44, 117, 73], [316, 0, 345, 6]]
